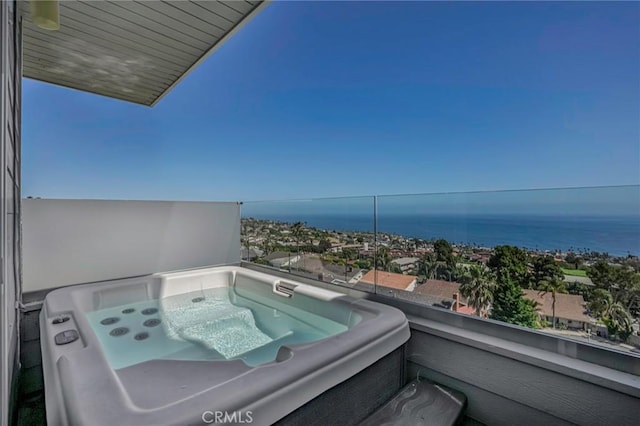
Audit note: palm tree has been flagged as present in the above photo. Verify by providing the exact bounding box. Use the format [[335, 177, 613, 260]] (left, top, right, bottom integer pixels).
[[588, 288, 613, 317], [537, 278, 567, 329], [453, 264, 468, 283], [589, 289, 633, 340], [602, 301, 633, 340], [435, 261, 453, 281], [423, 244, 456, 281], [420, 254, 437, 280], [460, 264, 496, 317], [532, 256, 563, 289], [375, 246, 393, 272]]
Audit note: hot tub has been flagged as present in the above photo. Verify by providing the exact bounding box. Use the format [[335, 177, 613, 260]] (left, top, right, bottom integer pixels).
[[40, 266, 409, 425]]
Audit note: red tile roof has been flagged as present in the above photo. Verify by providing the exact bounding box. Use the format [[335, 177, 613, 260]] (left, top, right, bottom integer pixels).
[[456, 305, 477, 315], [359, 270, 417, 290]]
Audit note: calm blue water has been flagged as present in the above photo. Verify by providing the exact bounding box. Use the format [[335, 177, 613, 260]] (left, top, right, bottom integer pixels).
[[87, 287, 347, 369], [250, 214, 640, 256]]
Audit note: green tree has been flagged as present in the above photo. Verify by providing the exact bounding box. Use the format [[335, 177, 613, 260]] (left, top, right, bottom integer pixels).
[[419, 251, 454, 281], [452, 264, 469, 283], [459, 264, 496, 317], [564, 253, 582, 270], [375, 246, 393, 272], [356, 259, 372, 270], [587, 288, 613, 318], [537, 278, 567, 329], [566, 281, 591, 300], [423, 254, 437, 280], [390, 263, 404, 274], [318, 239, 331, 253], [252, 257, 270, 266], [588, 261, 616, 289], [532, 256, 564, 288], [588, 289, 633, 341], [342, 247, 356, 260], [603, 301, 633, 342], [615, 269, 640, 316], [488, 245, 531, 286], [433, 239, 456, 270], [490, 274, 539, 328], [588, 261, 640, 316], [417, 253, 436, 282]]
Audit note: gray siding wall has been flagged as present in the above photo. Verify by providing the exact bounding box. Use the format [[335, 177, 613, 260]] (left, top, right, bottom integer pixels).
[[406, 328, 640, 425], [0, 0, 22, 424], [22, 199, 242, 292]]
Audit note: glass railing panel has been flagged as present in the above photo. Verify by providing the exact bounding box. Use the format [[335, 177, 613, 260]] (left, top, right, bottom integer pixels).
[[241, 186, 640, 361], [241, 196, 376, 290], [376, 185, 640, 357]]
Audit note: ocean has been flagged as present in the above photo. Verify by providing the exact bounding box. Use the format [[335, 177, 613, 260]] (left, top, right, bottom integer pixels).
[[246, 213, 640, 257]]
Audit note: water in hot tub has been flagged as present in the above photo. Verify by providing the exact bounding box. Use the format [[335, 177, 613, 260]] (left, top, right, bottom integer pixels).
[[86, 287, 349, 369]]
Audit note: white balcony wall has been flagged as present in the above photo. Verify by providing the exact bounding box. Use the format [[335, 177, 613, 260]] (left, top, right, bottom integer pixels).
[[22, 199, 241, 292]]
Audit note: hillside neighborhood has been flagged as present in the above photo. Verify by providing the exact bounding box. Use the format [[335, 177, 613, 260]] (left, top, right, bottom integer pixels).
[[242, 218, 640, 353]]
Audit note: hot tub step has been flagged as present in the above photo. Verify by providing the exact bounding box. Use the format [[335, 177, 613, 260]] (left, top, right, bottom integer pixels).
[[359, 379, 466, 426]]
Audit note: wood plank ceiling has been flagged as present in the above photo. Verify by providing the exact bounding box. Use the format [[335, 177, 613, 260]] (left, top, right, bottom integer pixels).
[[22, 0, 265, 106]]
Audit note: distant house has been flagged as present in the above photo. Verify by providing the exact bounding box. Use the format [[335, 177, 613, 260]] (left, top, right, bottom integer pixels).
[[240, 247, 263, 261], [469, 253, 490, 264], [414, 280, 477, 315], [562, 275, 594, 286], [329, 243, 362, 254], [328, 243, 343, 253], [357, 270, 417, 292], [264, 251, 292, 261], [264, 251, 300, 269], [522, 290, 593, 330], [391, 257, 419, 273], [415, 279, 465, 302], [321, 261, 361, 282]]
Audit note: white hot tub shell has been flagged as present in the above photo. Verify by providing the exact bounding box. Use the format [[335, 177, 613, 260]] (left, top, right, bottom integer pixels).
[[40, 266, 410, 425]]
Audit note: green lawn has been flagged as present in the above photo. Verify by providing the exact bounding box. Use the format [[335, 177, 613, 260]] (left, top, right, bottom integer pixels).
[[562, 268, 588, 277]]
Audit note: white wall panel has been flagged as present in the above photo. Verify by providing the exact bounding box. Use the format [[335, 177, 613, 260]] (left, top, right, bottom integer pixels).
[[23, 199, 241, 292]]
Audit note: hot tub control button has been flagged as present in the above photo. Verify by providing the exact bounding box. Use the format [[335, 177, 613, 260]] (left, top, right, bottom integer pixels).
[[54, 330, 79, 345], [52, 316, 70, 325]]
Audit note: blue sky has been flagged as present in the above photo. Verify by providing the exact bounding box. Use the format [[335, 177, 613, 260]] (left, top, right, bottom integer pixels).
[[23, 1, 640, 202]]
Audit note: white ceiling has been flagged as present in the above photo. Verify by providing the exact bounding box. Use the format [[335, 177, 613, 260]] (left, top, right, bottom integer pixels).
[[22, 0, 266, 106]]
